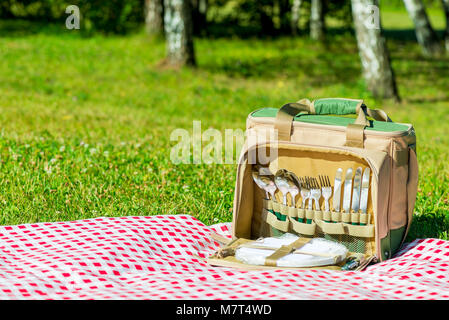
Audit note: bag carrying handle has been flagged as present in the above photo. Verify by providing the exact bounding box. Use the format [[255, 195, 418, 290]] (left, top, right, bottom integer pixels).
[[274, 98, 393, 148]]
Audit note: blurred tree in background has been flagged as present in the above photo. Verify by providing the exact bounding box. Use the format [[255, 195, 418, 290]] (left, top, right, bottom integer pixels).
[[164, 0, 196, 66], [0, 0, 354, 36], [1, 0, 445, 36], [441, 0, 449, 51], [310, 0, 325, 40], [352, 0, 400, 100], [403, 0, 442, 56], [1, 0, 448, 98], [145, 0, 164, 35], [290, 0, 303, 35]]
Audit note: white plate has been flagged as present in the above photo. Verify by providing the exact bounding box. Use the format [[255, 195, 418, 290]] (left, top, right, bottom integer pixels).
[[235, 233, 348, 268]]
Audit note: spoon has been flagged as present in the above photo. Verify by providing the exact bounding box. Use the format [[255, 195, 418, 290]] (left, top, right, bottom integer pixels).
[[285, 171, 301, 208], [274, 169, 290, 206], [251, 165, 277, 201]]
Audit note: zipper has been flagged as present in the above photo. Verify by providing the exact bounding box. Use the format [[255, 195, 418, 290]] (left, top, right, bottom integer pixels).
[[248, 114, 413, 138]]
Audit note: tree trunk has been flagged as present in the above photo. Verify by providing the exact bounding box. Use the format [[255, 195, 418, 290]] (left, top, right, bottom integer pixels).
[[310, 0, 325, 40], [278, 0, 290, 33], [191, 0, 208, 36], [442, 0, 449, 52], [403, 0, 442, 56], [291, 0, 303, 35], [351, 0, 400, 101], [145, 0, 164, 35], [259, 4, 275, 36], [199, 0, 208, 32], [164, 0, 196, 66]]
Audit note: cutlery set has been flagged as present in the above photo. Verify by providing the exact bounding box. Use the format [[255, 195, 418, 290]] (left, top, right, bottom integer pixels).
[[335, 166, 371, 226], [252, 165, 371, 226]]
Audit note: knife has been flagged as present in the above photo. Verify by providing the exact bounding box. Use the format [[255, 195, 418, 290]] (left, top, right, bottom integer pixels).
[[332, 168, 343, 213], [351, 167, 363, 224], [359, 167, 371, 226], [342, 168, 353, 213]]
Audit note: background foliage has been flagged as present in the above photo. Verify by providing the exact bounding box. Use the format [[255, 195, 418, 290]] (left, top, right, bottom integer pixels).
[[0, 0, 445, 35], [0, 0, 144, 34], [0, 0, 380, 35]]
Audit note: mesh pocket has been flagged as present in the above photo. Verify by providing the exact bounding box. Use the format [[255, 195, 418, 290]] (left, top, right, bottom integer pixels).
[[264, 204, 375, 255], [324, 234, 367, 253], [312, 222, 374, 254]]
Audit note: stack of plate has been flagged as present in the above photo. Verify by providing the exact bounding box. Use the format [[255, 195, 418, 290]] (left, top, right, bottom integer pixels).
[[235, 233, 348, 268]]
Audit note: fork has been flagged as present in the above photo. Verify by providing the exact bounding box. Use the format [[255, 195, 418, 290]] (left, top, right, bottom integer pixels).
[[310, 177, 322, 212], [298, 177, 310, 223], [299, 177, 310, 210], [319, 175, 332, 212]]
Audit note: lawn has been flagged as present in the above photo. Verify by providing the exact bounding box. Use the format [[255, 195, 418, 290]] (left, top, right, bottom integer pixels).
[[0, 6, 448, 242]]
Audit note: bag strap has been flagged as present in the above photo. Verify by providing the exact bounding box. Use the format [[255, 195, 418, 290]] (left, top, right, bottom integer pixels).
[[264, 237, 311, 267], [210, 232, 233, 246], [274, 98, 393, 148], [274, 101, 313, 141]]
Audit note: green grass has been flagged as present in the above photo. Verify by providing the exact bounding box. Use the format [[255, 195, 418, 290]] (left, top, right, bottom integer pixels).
[[0, 6, 448, 242], [381, 5, 446, 30]]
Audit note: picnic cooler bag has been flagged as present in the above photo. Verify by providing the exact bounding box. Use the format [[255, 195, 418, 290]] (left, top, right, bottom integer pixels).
[[209, 98, 419, 270]]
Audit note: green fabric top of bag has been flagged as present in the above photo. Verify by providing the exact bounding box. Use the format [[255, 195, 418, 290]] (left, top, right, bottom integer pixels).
[[313, 98, 360, 115], [251, 108, 410, 133]]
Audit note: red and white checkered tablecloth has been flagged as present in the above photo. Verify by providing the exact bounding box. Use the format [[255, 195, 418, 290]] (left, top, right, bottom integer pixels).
[[0, 214, 448, 300]]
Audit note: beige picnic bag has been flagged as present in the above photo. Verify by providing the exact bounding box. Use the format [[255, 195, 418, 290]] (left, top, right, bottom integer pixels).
[[209, 98, 419, 270]]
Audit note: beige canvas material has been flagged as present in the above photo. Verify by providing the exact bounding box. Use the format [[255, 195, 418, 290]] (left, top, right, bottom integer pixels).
[[210, 232, 232, 246], [232, 142, 384, 257], [207, 237, 346, 270], [274, 101, 376, 146], [345, 123, 366, 148], [239, 243, 339, 259], [274, 102, 312, 141], [402, 148, 419, 248], [289, 216, 316, 235], [265, 209, 289, 232], [264, 237, 311, 266], [232, 99, 417, 263]]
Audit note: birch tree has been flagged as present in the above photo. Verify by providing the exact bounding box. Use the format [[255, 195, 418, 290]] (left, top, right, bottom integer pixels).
[[310, 0, 325, 41], [351, 0, 400, 100], [291, 0, 303, 35], [403, 0, 442, 56], [442, 0, 449, 52], [164, 0, 196, 66], [145, 0, 164, 35]]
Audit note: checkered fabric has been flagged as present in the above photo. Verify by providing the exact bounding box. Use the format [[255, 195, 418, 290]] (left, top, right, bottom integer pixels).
[[0, 214, 448, 299]]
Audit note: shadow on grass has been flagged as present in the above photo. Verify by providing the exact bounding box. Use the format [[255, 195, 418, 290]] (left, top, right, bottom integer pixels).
[[0, 19, 69, 37], [200, 29, 363, 85], [383, 29, 418, 42], [199, 26, 449, 92], [201, 53, 362, 86], [0, 19, 138, 38], [202, 23, 356, 39], [384, 28, 447, 43], [406, 95, 449, 104], [407, 211, 449, 241], [3, 19, 448, 103]]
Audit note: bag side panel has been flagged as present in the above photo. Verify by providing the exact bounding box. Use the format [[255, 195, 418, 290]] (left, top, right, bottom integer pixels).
[[389, 130, 417, 254]]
